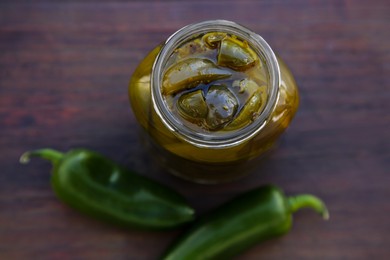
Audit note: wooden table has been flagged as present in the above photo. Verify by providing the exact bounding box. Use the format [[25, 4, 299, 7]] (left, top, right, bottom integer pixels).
[[1, 1, 389, 259]]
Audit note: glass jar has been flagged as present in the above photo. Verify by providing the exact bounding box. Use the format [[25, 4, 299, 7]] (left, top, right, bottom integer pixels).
[[129, 20, 299, 184]]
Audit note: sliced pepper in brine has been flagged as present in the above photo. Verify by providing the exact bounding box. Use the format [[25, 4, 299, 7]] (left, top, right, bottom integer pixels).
[[205, 85, 238, 130], [202, 32, 227, 49], [217, 37, 257, 71], [225, 89, 263, 130], [162, 58, 231, 95], [178, 90, 208, 123], [232, 78, 260, 98]]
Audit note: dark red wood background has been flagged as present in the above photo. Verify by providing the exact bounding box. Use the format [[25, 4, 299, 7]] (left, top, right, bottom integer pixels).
[[1, 1, 389, 259]]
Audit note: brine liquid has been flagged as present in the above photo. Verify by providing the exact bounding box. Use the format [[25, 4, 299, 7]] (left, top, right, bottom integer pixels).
[[162, 33, 269, 133]]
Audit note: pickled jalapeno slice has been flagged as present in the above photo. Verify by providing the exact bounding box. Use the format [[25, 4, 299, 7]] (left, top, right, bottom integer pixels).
[[162, 58, 232, 95], [225, 90, 263, 130], [232, 79, 260, 97], [205, 85, 238, 130], [202, 32, 227, 49], [178, 90, 208, 123], [217, 37, 257, 71]]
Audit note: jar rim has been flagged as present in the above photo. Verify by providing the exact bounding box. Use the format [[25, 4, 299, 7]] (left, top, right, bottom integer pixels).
[[151, 20, 280, 148]]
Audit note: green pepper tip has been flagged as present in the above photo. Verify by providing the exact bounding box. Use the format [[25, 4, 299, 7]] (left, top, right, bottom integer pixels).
[[322, 207, 330, 221], [287, 194, 329, 220], [19, 148, 64, 165], [19, 152, 32, 164]]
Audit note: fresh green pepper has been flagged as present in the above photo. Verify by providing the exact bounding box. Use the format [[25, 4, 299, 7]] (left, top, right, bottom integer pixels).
[[20, 148, 195, 230], [162, 185, 329, 259]]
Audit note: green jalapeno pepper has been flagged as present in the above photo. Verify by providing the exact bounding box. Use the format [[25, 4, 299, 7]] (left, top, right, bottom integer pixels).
[[162, 185, 329, 259], [20, 148, 195, 230]]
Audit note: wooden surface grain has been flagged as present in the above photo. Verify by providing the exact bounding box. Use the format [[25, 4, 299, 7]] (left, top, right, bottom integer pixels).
[[1, 0, 389, 259]]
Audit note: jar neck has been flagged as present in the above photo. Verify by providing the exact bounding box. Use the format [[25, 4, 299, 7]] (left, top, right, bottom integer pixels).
[[151, 20, 280, 149]]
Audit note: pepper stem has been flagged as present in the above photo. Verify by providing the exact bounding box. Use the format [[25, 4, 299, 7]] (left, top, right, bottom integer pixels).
[[20, 149, 64, 165], [287, 194, 329, 220]]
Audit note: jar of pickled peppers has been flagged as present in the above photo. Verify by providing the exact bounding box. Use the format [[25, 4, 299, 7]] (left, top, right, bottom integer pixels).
[[129, 20, 299, 183]]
